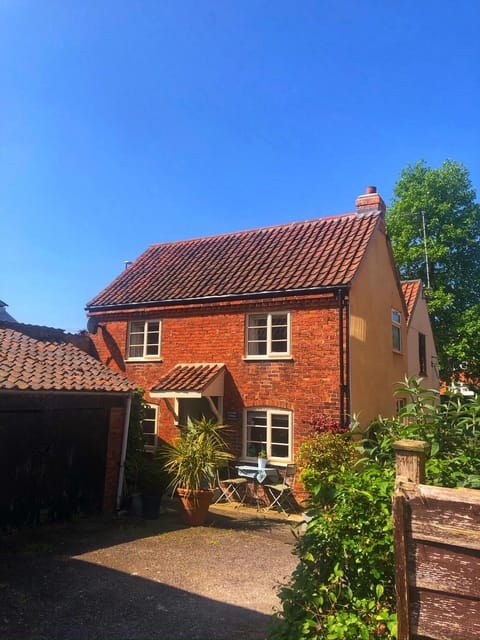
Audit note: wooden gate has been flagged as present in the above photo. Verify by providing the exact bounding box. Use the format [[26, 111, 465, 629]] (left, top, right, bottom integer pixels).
[[393, 440, 480, 640]]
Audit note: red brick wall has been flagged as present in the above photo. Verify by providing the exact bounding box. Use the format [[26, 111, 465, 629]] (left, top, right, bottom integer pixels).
[[89, 294, 342, 469]]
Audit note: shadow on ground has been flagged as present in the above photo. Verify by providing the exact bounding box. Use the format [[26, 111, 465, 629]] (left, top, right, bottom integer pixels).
[[1, 497, 301, 557], [0, 500, 300, 640], [0, 555, 271, 640]]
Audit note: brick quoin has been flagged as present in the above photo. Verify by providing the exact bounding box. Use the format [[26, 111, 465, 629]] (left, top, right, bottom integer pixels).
[[89, 293, 345, 471]]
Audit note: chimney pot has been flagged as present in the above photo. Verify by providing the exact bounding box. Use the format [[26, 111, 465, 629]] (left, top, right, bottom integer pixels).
[[355, 186, 386, 218]]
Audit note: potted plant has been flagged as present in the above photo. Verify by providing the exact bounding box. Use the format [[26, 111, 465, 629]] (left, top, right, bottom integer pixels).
[[159, 417, 233, 525], [258, 448, 267, 470]]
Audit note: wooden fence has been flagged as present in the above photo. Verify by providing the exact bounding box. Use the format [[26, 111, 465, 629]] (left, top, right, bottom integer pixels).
[[393, 440, 480, 640]]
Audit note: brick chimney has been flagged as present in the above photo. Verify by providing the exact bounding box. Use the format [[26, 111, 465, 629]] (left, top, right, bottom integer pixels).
[[355, 186, 386, 218]]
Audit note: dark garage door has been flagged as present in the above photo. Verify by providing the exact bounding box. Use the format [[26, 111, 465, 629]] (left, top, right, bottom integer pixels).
[[0, 407, 109, 529]]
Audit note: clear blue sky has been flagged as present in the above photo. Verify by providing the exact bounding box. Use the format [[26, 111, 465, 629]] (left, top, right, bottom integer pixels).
[[2, 0, 479, 331]]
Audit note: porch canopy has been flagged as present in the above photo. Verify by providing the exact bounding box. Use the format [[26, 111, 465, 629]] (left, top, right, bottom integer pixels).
[[150, 363, 225, 423]]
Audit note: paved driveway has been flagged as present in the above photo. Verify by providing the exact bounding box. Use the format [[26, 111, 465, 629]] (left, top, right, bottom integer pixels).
[[0, 500, 300, 640]]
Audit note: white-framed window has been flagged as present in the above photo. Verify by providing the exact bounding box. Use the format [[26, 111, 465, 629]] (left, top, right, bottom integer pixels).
[[391, 310, 402, 352], [246, 312, 291, 358], [143, 404, 158, 448], [127, 320, 161, 360], [244, 408, 292, 462]]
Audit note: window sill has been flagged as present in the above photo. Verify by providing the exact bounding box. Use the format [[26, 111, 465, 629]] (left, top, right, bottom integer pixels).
[[243, 356, 293, 362], [240, 459, 290, 467], [125, 358, 163, 364]]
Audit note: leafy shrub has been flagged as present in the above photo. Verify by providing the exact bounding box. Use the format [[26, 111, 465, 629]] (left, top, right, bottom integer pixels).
[[298, 413, 358, 496], [269, 378, 480, 640], [366, 377, 480, 488], [297, 431, 358, 495], [124, 389, 147, 494]]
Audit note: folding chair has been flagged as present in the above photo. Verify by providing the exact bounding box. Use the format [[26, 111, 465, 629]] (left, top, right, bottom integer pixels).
[[263, 464, 297, 514], [214, 466, 248, 507]]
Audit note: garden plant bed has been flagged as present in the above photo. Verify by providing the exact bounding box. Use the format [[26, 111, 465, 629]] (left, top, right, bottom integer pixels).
[[0, 499, 300, 640]]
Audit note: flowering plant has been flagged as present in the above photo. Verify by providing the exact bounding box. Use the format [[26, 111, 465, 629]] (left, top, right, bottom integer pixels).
[[304, 412, 349, 434]]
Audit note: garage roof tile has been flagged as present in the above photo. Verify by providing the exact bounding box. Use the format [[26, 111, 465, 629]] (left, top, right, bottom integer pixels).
[[0, 323, 135, 393]]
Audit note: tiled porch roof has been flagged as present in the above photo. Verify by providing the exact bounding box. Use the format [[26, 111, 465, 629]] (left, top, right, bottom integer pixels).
[[0, 322, 135, 393], [151, 363, 225, 395], [87, 212, 382, 310], [401, 280, 422, 325]]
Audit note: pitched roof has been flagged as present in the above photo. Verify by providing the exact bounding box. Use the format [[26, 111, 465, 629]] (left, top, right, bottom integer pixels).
[[151, 363, 225, 395], [87, 212, 382, 310], [0, 322, 135, 393], [401, 280, 423, 325]]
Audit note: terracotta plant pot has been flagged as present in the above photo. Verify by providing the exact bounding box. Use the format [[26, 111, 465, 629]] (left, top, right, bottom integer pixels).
[[177, 488, 214, 526]]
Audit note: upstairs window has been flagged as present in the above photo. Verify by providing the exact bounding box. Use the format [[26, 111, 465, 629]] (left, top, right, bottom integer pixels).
[[127, 320, 161, 360], [246, 312, 290, 358], [391, 310, 402, 352]]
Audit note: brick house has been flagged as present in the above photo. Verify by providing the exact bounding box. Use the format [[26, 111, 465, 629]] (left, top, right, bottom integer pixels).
[[0, 321, 135, 524], [85, 187, 410, 479]]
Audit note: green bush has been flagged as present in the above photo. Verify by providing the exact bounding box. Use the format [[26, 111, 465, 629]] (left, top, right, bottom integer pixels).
[[124, 389, 147, 494], [297, 431, 358, 496], [269, 378, 480, 640]]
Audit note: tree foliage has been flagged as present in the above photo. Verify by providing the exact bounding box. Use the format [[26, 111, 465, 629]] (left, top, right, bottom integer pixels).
[[387, 160, 480, 380]]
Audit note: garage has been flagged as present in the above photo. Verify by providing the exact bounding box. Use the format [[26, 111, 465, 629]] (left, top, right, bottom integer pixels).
[[0, 322, 134, 529]]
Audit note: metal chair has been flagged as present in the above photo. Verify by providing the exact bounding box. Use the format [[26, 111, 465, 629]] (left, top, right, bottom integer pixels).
[[214, 466, 248, 507], [263, 464, 297, 514]]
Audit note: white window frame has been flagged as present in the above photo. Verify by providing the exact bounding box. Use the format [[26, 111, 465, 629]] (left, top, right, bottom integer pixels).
[[245, 312, 291, 359], [126, 319, 162, 361], [243, 407, 293, 463], [391, 309, 402, 353], [143, 404, 158, 450]]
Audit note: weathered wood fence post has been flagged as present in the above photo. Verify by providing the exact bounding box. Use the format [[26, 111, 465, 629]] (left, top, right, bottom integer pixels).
[[393, 440, 429, 640], [393, 439, 480, 640], [393, 439, 428, 484]]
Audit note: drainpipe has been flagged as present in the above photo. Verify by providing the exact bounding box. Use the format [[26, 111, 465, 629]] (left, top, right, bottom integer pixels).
[[116, 392, 133, 511], [338, 289, 350, 428], [345, 295, 351, 421]]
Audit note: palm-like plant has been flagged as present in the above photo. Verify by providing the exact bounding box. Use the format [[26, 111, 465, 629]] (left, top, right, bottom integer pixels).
[[160, 417, 234, 495]]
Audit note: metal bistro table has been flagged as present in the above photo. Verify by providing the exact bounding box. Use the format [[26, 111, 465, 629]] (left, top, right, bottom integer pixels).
[[236, 465, 279, 510]]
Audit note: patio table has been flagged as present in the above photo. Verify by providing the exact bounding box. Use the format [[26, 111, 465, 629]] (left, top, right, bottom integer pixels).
[[236, 465, 279, 509]]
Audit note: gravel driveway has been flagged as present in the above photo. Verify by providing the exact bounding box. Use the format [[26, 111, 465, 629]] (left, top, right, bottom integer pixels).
[[0, 499, 300, 640]]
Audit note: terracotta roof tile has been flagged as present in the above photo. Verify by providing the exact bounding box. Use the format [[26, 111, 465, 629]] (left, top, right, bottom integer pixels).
[[0, 322, 135, 393], [401, 280, 423, 325], [152, 363, 225, 394], [87, 212, 381, 309]]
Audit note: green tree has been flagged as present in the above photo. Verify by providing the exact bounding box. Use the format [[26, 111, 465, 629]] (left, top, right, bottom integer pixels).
[[387, 160, 480, 380]]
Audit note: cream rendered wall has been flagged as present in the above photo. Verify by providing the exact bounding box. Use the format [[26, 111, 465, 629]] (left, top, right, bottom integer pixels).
[[406, 294, 439, 391], [349, 228, 407, 429]]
